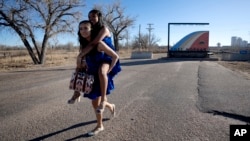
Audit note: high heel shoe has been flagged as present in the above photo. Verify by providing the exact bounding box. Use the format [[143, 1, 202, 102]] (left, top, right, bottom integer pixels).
[[67, 96, 80, 104], [96, 101, 106, 114], [87, 126, 104, 136], [67, 91, 81, 104]]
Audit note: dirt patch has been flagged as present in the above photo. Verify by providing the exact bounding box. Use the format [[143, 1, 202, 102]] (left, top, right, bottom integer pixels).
[[217, 61, 250, 79]]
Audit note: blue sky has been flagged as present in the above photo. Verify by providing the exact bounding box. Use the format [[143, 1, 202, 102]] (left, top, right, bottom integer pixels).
[[1, 0, 250, 47]]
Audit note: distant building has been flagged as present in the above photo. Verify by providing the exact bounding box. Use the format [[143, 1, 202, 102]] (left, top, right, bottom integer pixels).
[[231, 36, 237, 47], [242, 40, 248, 47], [236, 37, 242, 47], [231, 36, 248, 47]]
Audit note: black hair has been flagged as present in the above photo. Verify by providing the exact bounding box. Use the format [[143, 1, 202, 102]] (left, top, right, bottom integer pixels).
[[88, 9, 105, 38], [77, 20, 92, 51]]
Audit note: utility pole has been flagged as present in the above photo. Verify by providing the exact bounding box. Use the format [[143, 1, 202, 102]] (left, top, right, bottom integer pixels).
[[248, 31, 250, 46], [139, 24, 141, 51], [146, 23, 154, 48], [126, 29, 129, 52]]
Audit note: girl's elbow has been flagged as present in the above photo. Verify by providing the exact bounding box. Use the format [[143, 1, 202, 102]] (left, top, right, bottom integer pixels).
[[115, 54, 119, 60]]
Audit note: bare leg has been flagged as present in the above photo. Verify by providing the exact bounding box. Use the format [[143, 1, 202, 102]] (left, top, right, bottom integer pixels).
[[96, 63, 110, 113], [105, 101, 116, 117], [88, 97, 104, 136], [92, 98, 114, 126], [98, 63, 110, 102], [105, 102, 114, 111], [92, 97, 103, 127]]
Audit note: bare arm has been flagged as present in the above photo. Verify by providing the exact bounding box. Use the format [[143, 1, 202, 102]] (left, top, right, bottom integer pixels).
[[97, 41, 119, 73], [79, 26, 110, 57]]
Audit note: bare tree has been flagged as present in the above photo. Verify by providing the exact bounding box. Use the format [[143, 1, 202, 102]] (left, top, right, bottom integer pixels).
[[94, 1, 135, 51], [149, 34, 161, 48], [132, 33, 160, 50], [0, 0, 83, 64]]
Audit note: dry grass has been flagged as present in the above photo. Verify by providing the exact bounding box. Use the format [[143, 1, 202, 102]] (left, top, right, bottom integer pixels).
[[0, 48, 134, 72], [0, 49, 79, 72], [1, 48, 249, 78]]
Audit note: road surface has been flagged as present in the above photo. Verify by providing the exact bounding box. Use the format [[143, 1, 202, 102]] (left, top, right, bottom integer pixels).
[[0, 58, 249, 141]]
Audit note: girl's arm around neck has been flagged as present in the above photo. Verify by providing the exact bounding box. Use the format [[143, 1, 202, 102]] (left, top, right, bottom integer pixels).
[[79, 27, 110, 57]]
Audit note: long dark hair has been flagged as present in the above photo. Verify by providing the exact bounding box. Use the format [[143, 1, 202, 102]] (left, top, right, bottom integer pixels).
[[88, 9, 105, 38], [77, 20, 92, 51]]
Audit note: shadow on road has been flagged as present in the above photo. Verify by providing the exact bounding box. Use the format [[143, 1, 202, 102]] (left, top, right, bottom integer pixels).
[[28, 118, 109, 141], [64, 133, 93, 141], [209, 110, 250, 124]]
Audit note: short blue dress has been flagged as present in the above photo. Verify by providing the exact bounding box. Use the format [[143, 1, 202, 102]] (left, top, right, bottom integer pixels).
[[83, 37, 121, 100]]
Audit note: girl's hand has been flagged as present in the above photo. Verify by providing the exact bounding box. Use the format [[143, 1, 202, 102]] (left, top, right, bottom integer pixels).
[[76, 53, 87, 70], [81, 60, 87, 69], [108, 66, 114, 73], [97, 41, 119, 73]]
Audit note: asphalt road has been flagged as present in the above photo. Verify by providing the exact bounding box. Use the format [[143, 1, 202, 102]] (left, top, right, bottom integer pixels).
[[0, 58, 249, 141]]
